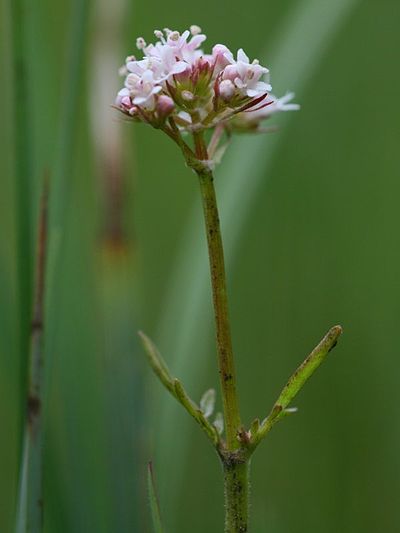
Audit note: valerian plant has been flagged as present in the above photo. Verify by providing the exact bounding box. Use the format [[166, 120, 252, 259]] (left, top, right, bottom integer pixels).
[[115, 26, 342, 533]]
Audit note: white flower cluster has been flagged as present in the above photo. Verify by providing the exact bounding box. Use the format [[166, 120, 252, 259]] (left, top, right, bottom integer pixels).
[[116, 26, 298, 132]]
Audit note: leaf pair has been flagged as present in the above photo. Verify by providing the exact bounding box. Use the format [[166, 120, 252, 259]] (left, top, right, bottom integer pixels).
[[140, 325, 343, 453]]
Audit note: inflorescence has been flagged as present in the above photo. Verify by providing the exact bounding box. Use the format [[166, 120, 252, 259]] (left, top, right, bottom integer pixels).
[[116, 26, 299, 134]]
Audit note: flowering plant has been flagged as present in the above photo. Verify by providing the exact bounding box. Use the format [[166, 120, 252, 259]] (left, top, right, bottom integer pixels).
[[117, 26, 342, 533]]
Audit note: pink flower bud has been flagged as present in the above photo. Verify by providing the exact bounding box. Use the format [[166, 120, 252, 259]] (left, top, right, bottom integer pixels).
[[219, 79, 235, 101], [156, 95, 175, 118]]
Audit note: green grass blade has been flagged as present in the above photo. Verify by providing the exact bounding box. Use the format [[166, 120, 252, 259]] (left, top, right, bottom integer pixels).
[[40, 0, 91, 530], [147, 462, 165, 533], [153, 0, 362, 524], [9, 0, 33, 465], [45, 0, 91, 317], [15, 184, 48, 533]]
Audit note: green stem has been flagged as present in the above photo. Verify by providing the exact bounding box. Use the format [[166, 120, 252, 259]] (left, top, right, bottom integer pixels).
[[197, 168, 242, 449], [223, 458, 250, 533], [192, 132, 241, 450], [167, 129, 247, 531], [198, 166, 249, 530]]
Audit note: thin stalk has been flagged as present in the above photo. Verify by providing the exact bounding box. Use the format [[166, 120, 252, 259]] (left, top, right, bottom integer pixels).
[[15, 183, 49, 533], [192, 130, 249, 526], [193, 132, 242, 451]]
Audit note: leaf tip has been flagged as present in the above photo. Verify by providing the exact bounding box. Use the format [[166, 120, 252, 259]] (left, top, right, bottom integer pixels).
[[327, 325, 343, 352], [331, 324, 343, 336]]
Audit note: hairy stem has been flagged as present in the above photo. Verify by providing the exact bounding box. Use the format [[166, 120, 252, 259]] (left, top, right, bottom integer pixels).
[[223, 458, 250, 533]]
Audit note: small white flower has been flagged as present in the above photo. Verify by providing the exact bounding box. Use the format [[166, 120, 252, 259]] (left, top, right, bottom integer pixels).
[[248, 92, 300, 119], [266, 92, 300, 114], [125, 69, 162, 110], [209, 44, 232, 75], [115, 87, 131, 107], [142, 44, 188, 80], [223, 48, 271, 98]]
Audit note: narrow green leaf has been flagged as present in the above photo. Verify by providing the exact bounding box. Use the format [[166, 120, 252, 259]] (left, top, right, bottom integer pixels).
[[256, 326, 343, 444], [9, 0, 33, 483], [147, 462, 164, 533], [45, 0, 91, 348], [273, 326, 342, 411]]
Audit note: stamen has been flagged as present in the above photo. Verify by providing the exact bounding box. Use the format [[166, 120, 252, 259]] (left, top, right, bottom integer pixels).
[[169, 31, 180, 42], [136, 37, 146, 50], [190, 25, 202, 35]]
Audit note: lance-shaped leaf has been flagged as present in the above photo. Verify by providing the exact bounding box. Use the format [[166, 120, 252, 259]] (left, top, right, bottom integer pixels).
[[147, 462, 164, 533], [253, 325, 343, 447], [139, 332, 218, 445]]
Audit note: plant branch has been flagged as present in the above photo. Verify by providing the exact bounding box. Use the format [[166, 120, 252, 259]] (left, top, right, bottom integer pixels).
[[138, 331, 219, 445]]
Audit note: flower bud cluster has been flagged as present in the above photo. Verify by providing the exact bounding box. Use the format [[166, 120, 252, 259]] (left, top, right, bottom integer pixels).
[[116, 26, 297, 133]]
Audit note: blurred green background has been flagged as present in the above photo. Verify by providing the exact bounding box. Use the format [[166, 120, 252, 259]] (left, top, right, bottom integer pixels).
[[1, 0, 400, 531]]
